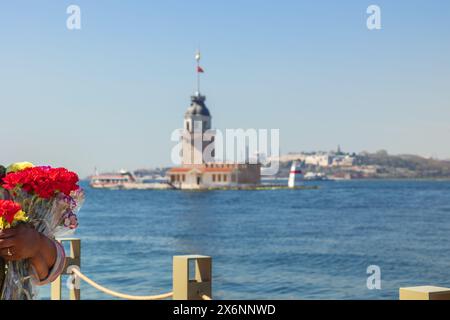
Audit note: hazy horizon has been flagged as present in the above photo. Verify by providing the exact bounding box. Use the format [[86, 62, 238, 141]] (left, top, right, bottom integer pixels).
[[1, 1, 449, 177]]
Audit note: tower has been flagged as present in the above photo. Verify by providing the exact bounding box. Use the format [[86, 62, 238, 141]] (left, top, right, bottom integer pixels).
[[181, 50, 215, 166], [168, 50, 261, 189]]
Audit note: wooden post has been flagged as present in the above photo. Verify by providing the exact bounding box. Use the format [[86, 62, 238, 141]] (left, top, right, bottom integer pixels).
[[51, 238, 81, 300], [400, 286, 450, 300], [173, 255, 212, 300], [50, 273, 62, 300]]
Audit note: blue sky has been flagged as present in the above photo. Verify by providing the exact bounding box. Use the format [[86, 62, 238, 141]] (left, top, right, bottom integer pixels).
[[0, 1, 449, 177]]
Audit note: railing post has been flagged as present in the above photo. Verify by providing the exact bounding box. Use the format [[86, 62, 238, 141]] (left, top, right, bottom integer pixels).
[[173, 255, 212, 300], [400, 286, 450, 300], [51, 238, 81, 300], [50, 270, 62, 300]]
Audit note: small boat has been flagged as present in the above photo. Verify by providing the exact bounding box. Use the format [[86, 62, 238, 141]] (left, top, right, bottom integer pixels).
[[303, 172, 331, 181], [90, 169, 136, 189], [90, 169, 173, 190]]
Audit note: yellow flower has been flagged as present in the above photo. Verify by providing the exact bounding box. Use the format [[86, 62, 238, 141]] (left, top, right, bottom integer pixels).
[[13, 210, 28, 223], [6, 162, 34, 174]]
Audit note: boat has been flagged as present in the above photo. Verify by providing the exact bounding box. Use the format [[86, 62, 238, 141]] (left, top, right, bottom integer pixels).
[[90, 169, 135, 189], [303, 172, 331, 181], [90, 169, 173, 190]]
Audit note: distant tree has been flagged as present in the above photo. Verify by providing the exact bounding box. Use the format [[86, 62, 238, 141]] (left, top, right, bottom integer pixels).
[[375, 150, 389, 156]]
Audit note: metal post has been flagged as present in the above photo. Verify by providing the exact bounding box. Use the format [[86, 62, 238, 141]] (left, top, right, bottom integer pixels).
[[51, 238, 81, 300], [173, 255, 212, 300]]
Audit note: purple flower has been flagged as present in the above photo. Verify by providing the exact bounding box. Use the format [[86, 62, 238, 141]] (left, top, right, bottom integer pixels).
[[63, 210, 79, 229]]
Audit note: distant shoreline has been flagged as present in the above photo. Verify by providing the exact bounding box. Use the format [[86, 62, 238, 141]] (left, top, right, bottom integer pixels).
[[80, 177, 450, 183]]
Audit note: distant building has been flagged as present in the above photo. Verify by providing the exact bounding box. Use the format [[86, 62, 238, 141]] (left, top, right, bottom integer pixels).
[[272, 153, 331, 167], [271, 148, 356, 168], [331, 155, 355, 167], [304, 154, 331, 167]]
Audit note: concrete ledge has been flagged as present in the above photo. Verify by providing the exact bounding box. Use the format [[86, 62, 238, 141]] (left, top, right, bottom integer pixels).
[[400, 286, 450, 300]]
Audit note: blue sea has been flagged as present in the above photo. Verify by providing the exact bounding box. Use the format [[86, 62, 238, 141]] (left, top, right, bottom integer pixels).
[[41, 180, 450, 300]]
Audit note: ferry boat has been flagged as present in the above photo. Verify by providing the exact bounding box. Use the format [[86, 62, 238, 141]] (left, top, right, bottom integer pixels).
[[90, 170, 136, 189], [90, 169, 173, 190], [303, 172, 331, 181]]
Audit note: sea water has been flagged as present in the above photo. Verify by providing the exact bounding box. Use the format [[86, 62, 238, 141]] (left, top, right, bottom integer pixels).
[[40, 180, 450, 300]]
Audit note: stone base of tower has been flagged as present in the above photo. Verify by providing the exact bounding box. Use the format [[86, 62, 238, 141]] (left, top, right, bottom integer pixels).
[[168, 163, 261, 190]]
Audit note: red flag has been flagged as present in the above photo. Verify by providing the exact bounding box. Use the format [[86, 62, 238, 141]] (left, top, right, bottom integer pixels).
[[197, 66, 205, 73]]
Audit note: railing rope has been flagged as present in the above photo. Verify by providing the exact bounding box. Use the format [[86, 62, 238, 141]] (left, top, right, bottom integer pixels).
[[69, 268, 173, 300], [51, 238, 212, 300]]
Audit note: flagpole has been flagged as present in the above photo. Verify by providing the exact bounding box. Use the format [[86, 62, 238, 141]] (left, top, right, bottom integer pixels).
[[197, 58, 200, 94], [196, 50, 201, 94]]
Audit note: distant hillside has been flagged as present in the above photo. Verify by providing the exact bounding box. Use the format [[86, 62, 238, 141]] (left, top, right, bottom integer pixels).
[[358, 151, 450, 178], [274, 151, 450, 179]]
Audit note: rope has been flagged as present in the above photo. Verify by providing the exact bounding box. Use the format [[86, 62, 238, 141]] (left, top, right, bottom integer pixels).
[[70, 268, 173, 300]]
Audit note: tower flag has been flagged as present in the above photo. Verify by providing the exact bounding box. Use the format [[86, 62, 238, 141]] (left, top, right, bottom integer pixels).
[[195, 49, 204, 93]]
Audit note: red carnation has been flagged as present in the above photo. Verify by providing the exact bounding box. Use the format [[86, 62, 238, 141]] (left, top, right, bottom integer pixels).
[[0, 200, 22, 224], [2, 166, 80, 199]]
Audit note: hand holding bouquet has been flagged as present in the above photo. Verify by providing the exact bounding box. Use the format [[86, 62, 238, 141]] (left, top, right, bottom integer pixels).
[[0, 162, 84, 299]]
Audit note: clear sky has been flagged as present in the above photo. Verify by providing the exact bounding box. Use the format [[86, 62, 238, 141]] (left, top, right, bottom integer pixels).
[[1, 0, 449, 177]]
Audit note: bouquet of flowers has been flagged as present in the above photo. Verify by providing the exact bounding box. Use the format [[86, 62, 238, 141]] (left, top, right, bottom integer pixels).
[[0, 162, 84, 300]]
